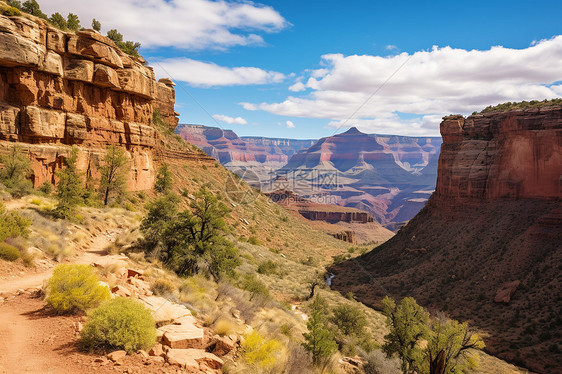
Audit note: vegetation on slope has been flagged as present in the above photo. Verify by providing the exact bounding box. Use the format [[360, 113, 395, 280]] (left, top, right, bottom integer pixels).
[[476, 98, 562, 114]]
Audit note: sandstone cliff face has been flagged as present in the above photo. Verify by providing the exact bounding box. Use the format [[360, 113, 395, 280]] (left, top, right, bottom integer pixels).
[[330, 107, 562, 373], [0, 13, 183, 190], [434, 107, 561, 212]]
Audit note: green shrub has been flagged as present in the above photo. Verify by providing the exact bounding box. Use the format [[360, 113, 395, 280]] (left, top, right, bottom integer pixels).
[[0, 242, 20, 261], [240, 274, 269, 300], [248, 235, 261, 245], [2, 5, 21, 16], [0, 145, 33, 197], [0, 202, 31, 242], [81, 297, 156, 353], [257, 260, 278, 275], [46, 264, 111, 314], [37, 181, 53, 195]]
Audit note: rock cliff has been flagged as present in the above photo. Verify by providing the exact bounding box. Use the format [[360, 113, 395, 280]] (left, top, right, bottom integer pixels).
[[0, 12, 207, 190], [330, 106, 562, 373]]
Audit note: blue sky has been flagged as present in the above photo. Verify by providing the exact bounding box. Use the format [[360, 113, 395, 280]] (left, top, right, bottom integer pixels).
[[42, 0, 562, 138]]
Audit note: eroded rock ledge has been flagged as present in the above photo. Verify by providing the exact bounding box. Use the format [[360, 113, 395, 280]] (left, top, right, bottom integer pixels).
[[0, 12, 204, 190]]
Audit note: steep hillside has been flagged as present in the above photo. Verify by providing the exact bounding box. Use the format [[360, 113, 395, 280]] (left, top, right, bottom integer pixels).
[[330, 105, 562, 373]]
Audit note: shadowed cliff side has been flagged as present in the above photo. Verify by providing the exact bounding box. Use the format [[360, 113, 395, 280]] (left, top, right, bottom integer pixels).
[[330, 105, 562, 374]]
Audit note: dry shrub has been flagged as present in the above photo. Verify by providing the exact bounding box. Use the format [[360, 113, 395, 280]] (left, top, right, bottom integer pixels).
[[46, 264, 111, 314], [151, 278, 177, 297], [362, 349, 401, 374], [81, 297, 156, 353], [214, 318, 237, 336]]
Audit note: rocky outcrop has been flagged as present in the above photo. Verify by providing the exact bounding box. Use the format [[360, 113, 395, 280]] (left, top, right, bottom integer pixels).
[[330, 106, 562, 373], [0, 13, 187, 190], [434, 109, 562, 213]]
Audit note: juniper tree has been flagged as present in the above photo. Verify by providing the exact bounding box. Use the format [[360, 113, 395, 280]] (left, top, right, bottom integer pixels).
[[302, 295, 338, 371], [92, 18, 101, 32], [382, 296, 429, 374], [99, 145, 128, 206], [154, 163, 173, 194], [55, 147, 83, 219]]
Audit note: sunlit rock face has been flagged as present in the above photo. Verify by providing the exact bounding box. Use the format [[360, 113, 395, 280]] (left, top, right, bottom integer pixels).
[[0, 13, 195, 190]]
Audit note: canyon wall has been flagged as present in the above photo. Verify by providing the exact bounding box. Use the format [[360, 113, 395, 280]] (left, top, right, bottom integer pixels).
[[330, 106, 562, 373], [0, 12, 200, 190], [177, 124, 315, 164], [434, 109, 561, 212]]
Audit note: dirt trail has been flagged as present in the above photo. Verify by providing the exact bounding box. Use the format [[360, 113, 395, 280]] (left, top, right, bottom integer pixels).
[[0, 229, 120, 294], [0, 229, 123, 374]]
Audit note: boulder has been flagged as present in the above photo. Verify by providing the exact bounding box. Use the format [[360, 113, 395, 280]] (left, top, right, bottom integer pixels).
[[63, 58, 94, 82], [21, 106, 65, 139], [210, 335, 236, 356], [111, 285, 132, 297], [0, 103, 20, 140], [117, 68, 155, 98], [11, 16, 45, 45], [165, 349, 223, 370], [0, 15, 17, 34], [41, 51, 63, 76], [127, 268, 144, 278], [494, 280, 520, 304], [65, 113, 87, 141], [0, 32, 44, 67], [159, 323, 205, 349], [138, 296, 192, 324], [93, 64, 120, 89], [107, 350, 127, 362], [67, 31, 123, 69], [46, 27, 66, 53], [149, 343, 165, 357]]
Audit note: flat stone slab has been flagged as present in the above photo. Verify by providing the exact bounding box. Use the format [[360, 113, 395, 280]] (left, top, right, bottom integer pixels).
[[166, 349, 223, 370], [159, 323, 205, 349], [139, 296, 191, 324]]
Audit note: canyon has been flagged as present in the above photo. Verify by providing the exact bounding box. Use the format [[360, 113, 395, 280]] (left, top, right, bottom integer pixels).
[[0, 12, 213, 192], [330, 105, 562, 373], [178, 124, 442, 229]]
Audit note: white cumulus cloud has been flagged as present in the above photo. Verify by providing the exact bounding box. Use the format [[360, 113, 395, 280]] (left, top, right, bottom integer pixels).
[[212, 114, 247, 125], [285, 120, 295, 128], [153, 58, 285, 87], [39, 0, 287, 50], [245, 36, 562, 136]]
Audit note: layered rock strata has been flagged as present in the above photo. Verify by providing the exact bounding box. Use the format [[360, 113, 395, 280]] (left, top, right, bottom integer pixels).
[[0, 12, 193, 190]]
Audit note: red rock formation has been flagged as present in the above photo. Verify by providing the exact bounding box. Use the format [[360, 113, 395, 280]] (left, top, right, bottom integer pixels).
[[0, 13, 190, 190], [435, 108, 562, 213], [177, 124, 315, 164], [330, 106, 562, 373]]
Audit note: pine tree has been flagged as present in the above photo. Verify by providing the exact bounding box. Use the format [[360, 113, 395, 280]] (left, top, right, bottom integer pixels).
[[99, 145, 128, 206], [49, 12, 67, 29], [55, 147, 83, 219], [92, 18, 101, 32], [66, 13, 80, 31], [302, 296, 338, 371]]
